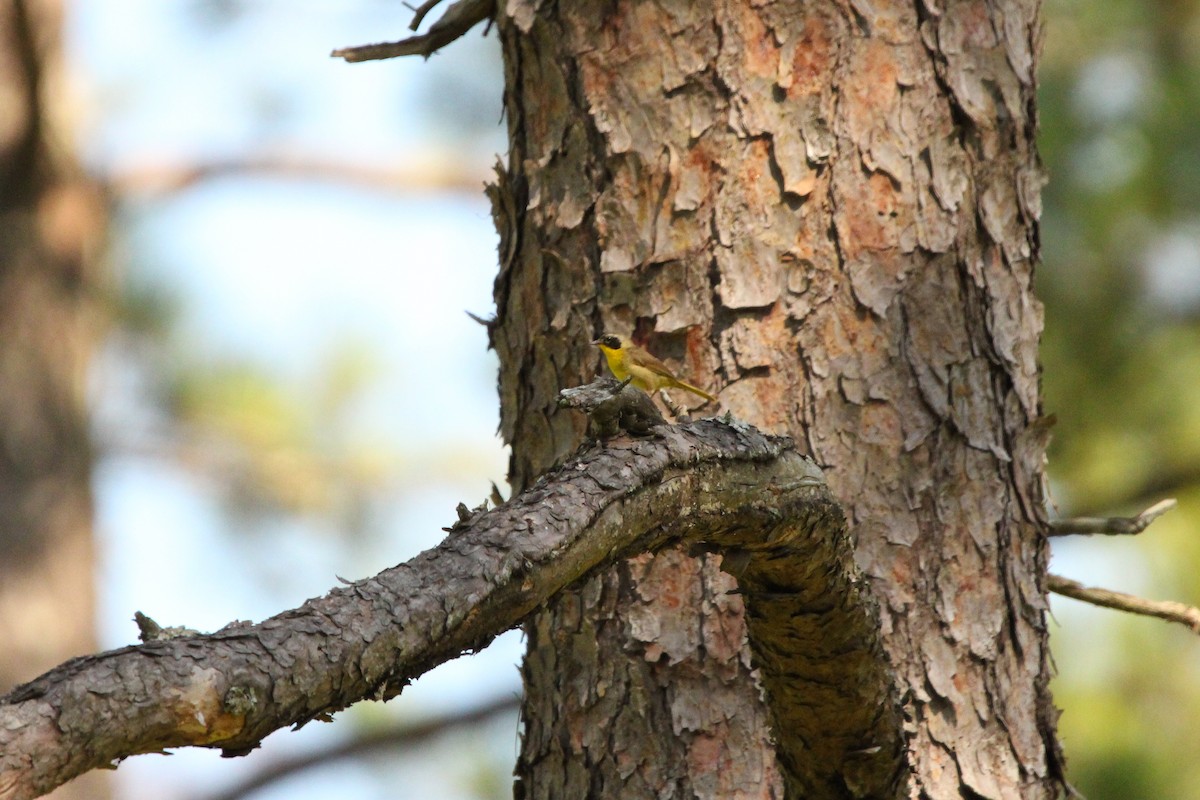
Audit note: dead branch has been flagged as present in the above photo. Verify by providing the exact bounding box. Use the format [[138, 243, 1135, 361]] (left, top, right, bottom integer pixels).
[[106, 153, 490, 197], [407, 0, 446, 31], [331, 0, 494, 62], [1048, 574, 1200, 634], [0, 402, 904, 800], [1047, 499, 1198, 632], [1049, 498, 1177, 536]]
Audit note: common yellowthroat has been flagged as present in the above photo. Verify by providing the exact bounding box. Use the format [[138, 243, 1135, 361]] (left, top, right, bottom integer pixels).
[[592, 334, 717, 403]]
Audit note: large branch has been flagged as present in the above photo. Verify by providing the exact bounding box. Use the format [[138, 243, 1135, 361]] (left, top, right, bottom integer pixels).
[[0, 412, 904, 800]]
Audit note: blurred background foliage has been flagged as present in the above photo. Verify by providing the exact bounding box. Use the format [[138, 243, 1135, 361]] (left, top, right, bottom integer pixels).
[[10, 0, 1198, 797], [1039, 0, 1200, 796], [63, 2, 517, 799]]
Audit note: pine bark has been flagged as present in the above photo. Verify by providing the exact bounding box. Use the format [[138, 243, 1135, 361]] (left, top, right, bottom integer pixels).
[[1, 416, 884, 800], [492, 0, 1059, 797], [0, 1, 107, 797]]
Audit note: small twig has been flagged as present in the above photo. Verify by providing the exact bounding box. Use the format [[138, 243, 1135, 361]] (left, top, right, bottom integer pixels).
[[134, 612, 199, 642], [610, 376, 633, 396], [1062, 778, 1087, 799], [1049, 498, 1177, 537], [331, 0, 494, 62], [465, 309, 494, 328], [408, 0, 446, 30], [1048, 574, 1200, 634]]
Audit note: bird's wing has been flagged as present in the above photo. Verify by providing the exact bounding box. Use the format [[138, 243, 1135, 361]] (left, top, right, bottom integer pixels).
[[628, 343, 715, 403], [630, 346, 677, 378]]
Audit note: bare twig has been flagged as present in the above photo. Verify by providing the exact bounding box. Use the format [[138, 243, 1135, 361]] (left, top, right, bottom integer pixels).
[[134, 612, 199, 643], [199, 694, 520, 800], [107, 154, 490, 196], [1048, 574, 1200, 634], [465, 309, 494, 328], [331, 0, 494, 62], [1049, 498, 1177, 537], [408, 0, 446, 30]]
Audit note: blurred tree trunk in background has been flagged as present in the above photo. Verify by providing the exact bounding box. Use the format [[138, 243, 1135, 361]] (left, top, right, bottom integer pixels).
[[0, 1, 107, 798], [493, 0, 1061, 796]]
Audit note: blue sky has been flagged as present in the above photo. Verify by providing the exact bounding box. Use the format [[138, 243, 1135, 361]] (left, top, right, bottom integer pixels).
[[67, 2, 518, 798]]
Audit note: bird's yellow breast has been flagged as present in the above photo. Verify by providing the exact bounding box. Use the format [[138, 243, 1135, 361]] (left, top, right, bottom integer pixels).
[[597, 343, 632, 381], [597, 343, 660, 392]]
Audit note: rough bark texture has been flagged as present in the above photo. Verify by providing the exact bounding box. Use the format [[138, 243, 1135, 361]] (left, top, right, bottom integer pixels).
[[0, 1, 107, 798], [493, 0, 1058, 797], [0, 417, 879, 800]]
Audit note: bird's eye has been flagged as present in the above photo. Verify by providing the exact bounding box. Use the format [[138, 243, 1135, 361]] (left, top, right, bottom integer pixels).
[[604, 335, 620, 348]]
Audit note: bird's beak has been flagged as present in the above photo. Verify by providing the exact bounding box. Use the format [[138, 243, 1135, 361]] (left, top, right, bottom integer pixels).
[[590, 337, 602, 345]]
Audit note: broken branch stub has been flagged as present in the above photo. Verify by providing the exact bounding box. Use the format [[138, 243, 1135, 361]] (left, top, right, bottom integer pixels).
[[558, 376, 665, 437]]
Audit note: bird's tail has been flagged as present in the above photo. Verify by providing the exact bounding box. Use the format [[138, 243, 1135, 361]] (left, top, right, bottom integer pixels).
[[675, 380, 717, 404]]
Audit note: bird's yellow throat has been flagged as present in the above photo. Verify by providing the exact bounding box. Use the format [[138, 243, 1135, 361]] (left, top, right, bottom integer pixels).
[[591, 333, 717, 404]]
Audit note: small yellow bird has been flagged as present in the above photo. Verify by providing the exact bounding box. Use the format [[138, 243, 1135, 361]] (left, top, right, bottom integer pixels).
[[592, 333, 717, 403]]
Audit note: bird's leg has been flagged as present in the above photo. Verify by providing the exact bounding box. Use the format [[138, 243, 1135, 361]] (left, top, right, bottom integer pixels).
[[657, 390, 689, 422]]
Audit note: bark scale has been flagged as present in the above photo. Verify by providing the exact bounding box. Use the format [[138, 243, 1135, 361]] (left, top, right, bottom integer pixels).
[[493, 0, 1059, 797]]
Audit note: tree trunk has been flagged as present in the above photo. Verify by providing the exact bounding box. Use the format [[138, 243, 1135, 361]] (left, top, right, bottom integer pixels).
[[492, 0, 1060, 797], [0, 1, 107, 798]]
